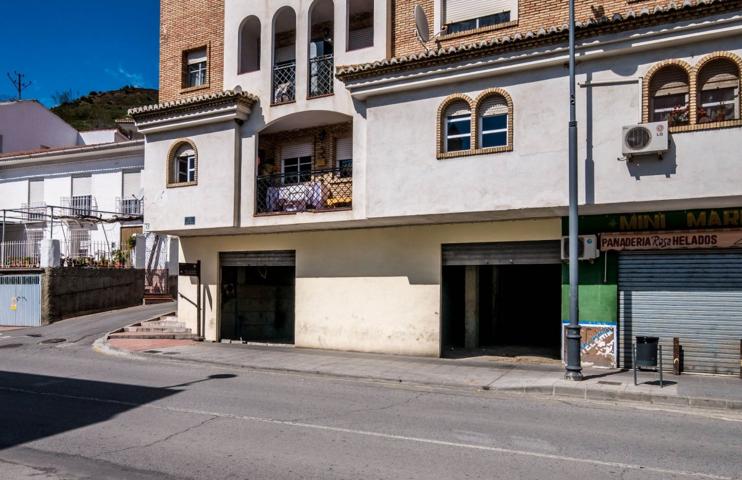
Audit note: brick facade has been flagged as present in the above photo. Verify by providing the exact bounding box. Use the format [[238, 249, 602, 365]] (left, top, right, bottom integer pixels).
[[393, 0, 684, 58], [160, 0, 224, 103]]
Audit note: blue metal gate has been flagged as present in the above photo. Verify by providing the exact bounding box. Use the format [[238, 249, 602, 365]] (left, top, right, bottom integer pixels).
[[0, 274, 42, 327]]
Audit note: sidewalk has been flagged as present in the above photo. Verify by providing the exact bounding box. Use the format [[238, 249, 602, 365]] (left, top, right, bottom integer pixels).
[[101, 337, 742, 411]]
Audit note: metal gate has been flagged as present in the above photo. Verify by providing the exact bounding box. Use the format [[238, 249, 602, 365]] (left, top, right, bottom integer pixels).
[[618, 251, 742, 375], [442, 241, 561, 266], [0, 274, 42, 327], [220, 250, 296, 267]]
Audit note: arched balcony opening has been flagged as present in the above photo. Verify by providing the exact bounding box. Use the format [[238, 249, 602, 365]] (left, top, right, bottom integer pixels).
[[272, 7, 297, 104], [308, 0, 334, 98], [238, 16, 261, 74]]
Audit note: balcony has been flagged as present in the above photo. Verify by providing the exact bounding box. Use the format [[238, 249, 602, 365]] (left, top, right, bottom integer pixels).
[[117, 197, 144, 216], [60, 195, 95, 217], [272, 62, 296, 105], [308, 54, 334, 98], [20, 202, 46, 222], [256, 166, 352, 215]]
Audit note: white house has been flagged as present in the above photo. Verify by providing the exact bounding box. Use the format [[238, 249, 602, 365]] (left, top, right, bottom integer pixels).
[[131, 0, 742, 375]]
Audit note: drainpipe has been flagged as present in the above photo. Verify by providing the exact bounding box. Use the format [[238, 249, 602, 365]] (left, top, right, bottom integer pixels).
[[1, 210, 5, 267], [565, 0, 583, 381]]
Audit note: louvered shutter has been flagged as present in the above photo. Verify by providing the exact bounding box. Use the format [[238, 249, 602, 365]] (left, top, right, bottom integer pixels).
[[479, 95, 508, 117], [445, 101, 470, 118], [187, 49, 207, 65], [335, 137, 352, 161], [699, 59, 740, 91], [650, 66, 689, 96], [72, 176, 91, 196], [281, 142, 313, 160], [123, 170, 142, 198], [445, 0, 517, 24], [29, 179, 44, 204]]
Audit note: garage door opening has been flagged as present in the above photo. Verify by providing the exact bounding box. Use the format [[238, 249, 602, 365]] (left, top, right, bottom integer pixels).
[[441, 242, 562, 361], [220, 251, 295, 344]]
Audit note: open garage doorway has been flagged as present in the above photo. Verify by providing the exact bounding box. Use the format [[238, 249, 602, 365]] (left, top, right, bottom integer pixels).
[[441, 242, 562, 362], [220, 251, 295, 344]]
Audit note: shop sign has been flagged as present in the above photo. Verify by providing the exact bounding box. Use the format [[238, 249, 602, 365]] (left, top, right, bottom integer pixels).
[[178, 262, 200, 277], [571, 207, 742, 234], [600, 229, 742, 251]]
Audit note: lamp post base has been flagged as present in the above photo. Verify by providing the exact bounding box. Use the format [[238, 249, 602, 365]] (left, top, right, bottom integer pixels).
[[564, 370, 584, 381]]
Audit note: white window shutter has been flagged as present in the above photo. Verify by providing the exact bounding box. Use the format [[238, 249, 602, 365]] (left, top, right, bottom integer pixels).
[[445, 0, 517, 24], [187, 49, 207, 65], [29, 179, 44, 204], [651, 67, 690, 97], [479, 95, 509, 117], [72, 176, 91, 196], [335, 137, 352, 161], [281, 142, 313, 160], [123, 170, 142, 198], [445, 100, 470, 118]]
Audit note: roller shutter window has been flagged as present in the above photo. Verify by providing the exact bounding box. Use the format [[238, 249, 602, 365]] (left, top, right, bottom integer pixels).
[[281, 142, 313, 184], [72, 175, 91, 197], [478, 95, 509, 148], [28, 179, 44, 206], [335, 137, 352, 178], [185, 48, 208, 88], [445, 0, 516, 34], [649, 65, 690, 125], [347, 0, 374, 51], [618, 251, 742, 375], [697, 58, 740, 123], [442, 241, 562, 266], [220, 250, 296, 267], [444, 100, 471, 152]]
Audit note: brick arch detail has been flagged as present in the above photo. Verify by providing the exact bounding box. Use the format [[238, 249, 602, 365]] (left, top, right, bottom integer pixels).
[[436, 93, 475, 159], [642, 59, 693, 125], [167, 139, 199, 187], [473, 88, 514, 152]]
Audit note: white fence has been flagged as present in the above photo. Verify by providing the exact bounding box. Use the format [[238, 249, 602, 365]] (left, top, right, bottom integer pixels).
[[0, 240, 134, 269], [0, 241, 41, 268]]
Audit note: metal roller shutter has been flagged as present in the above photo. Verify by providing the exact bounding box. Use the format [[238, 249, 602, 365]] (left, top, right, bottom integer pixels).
[[618, 251, 742, 375], [442, 241, 561, 266], [445, 0, 517, 23], [220, 251, 296, 267]]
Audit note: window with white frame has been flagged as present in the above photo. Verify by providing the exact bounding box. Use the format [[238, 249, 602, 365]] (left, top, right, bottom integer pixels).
[[281, 142, 313, 184], [697, 58, 740, 123], [444, 0, 516, 35], [649, 65, 690, 126], [171, 144, 197, 185], [443, 101, 471, 152], [478, 95, 509, 148], [185, 48, 208, 88]]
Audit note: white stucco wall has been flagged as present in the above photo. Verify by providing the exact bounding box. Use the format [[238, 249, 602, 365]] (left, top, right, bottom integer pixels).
[[176, 218, 560, 355], [0, 101, 80, 153]]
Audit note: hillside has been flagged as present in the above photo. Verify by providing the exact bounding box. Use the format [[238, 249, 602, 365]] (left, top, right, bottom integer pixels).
[[51, 86, 158, 131]]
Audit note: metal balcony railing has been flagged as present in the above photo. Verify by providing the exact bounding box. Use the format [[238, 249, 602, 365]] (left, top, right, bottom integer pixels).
[[0, 241, 41, 268], [117, 197, 144, 216], [20, 202, 46, 222], [256, 166, 352, 214], [309, 54, 334, 98], [272, 61, 296, 104], [60, 195, 94, 217]]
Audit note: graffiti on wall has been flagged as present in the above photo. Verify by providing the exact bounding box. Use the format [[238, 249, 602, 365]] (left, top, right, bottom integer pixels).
[[563, 324, 616, 368]]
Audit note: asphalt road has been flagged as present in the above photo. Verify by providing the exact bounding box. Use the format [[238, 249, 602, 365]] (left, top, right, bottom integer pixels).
[[0, 305, 741, 480]]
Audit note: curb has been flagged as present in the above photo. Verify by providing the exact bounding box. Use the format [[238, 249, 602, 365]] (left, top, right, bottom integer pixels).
[[96, 337, 742, 413]]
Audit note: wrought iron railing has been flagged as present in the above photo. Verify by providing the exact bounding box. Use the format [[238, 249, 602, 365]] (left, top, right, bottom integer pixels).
[[20, 202, 46, 222], [117, 197, 144, 216], [0, 241, 41, 268], [309, 54, 334, 98], [60, 240, 133, 268], [272, 62, 296, 104], [60, 195, 95, 216], [256, 166, 352, 214]]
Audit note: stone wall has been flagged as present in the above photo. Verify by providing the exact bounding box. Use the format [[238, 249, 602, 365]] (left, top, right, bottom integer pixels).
[[41, 268, 145, 324]]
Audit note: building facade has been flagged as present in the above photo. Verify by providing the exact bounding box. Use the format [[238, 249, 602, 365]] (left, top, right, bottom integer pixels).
[[133, 0, 742, 374]]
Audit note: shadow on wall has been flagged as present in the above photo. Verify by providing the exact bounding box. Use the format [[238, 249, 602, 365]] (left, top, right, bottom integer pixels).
[[0, 371, 236, 450], [626, 135, 678, 179]]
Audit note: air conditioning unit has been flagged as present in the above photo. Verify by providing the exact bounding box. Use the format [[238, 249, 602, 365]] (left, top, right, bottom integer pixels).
[[561, 235, 599, 261], [622, 121, 669, 158]]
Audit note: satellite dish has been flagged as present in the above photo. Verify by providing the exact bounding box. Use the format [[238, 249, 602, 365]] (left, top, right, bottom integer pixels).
[[414, 5, 430, 44]]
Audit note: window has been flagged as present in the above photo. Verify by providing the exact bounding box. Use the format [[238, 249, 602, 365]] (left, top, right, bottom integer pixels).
[[273, 7, 297, 104], [478, 95, 509, 148], [335, 137, 352, 178], [239, 17, 261, 74], [649, 65, 690, 126], [347, 0, 373, 50], [308, 0, 335, 98], [444, 0, 516, 34], [170, 143, 197, 185], [282, 156, 312, 184], [71, 175, 92, 216], [184, 48, 208, 88], [697, 58, 740, 123], [444, 101, 472, 152]]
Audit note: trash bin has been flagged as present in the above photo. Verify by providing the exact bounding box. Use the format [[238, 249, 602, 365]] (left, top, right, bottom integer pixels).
[[635, 336, 659, 368]]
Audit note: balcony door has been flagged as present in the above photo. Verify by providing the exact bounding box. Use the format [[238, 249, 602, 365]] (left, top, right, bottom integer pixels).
[[281, 142, 313, 184]]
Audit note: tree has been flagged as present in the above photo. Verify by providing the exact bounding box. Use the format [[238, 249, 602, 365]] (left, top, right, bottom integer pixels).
[[51, 89, 77, 106]]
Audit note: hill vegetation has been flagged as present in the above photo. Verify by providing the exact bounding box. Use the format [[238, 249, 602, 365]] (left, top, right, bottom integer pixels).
[[51, 86, 158, 131]]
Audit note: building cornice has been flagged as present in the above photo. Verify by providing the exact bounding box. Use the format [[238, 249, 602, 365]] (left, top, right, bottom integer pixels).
[[0, 140, 144, 168], [336, 0, 741, 83], [129, 89, 258, 134]]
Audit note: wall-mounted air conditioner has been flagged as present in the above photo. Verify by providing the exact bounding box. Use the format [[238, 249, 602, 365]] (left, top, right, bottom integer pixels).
[[561, 235, 599, 261], [622, 121, 669, 158]]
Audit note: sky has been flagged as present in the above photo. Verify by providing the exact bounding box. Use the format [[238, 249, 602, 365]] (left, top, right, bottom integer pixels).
[[0, 1, 160, 107]]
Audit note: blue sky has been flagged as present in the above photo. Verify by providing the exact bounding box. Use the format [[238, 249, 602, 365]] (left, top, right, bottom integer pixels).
[[0, 1, 159, 106]]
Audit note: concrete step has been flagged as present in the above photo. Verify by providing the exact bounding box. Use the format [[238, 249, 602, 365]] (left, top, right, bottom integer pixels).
[[141, 321, 187, 329], [109, 331, 202, 341], [144, 295, 175, 305], [123, 326, 191, 333]]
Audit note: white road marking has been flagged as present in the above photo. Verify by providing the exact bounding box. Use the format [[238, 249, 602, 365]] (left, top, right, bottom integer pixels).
[[0, 384, 735, 480]]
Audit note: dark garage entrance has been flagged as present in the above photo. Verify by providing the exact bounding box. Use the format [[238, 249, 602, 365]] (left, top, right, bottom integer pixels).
[[220, 251, 296, 344], [441, 241, 562, 359]]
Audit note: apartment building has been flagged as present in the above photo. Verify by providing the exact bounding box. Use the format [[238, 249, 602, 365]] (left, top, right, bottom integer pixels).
[[131, 0, 742, 374]]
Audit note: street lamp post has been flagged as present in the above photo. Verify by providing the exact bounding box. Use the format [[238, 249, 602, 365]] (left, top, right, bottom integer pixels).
[[565, 0, 583, 381]]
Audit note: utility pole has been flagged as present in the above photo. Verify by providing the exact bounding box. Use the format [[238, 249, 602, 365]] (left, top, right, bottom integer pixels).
[[565, 0, 583, 381], [7, 71, 32, 100]]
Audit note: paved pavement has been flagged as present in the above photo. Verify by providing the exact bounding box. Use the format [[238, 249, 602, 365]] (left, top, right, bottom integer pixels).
[[106, 337, 742, 411], [1, 304, 741, 479]]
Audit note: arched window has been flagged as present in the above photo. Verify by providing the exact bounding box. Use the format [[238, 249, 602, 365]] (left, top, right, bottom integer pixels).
[[169, 142, 197, 186], [477, 93, 510, 148], [239, 16, 261, 74], [697, 58, 740, 123], [442, 100, 472, 152], [308, 0, 334, 98], [347, 0, 373, 51], [649, 65, 690, 126], [273, 7, 297, 104]]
